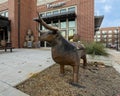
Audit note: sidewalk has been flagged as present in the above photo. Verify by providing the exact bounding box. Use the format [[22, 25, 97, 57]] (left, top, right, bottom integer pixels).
[[0, 48, 54, 96], [107, 49, 120, 64], [107, 49, 120, 73]]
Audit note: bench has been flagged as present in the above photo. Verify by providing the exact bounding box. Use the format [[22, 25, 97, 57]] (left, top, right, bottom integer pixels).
[[0, 42, 14, 52]]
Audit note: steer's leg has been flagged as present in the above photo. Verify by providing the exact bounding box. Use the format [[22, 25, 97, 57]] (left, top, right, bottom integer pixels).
[[60, 64, 65, 76], [70, 64, 86, 88], [82, 55, 87, 68], [73, 65, 79, 83]]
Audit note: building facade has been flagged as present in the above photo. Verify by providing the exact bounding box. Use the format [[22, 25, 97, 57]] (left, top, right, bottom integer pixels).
[[94, 27, 120, 48], [37, 0, 94, 47], [0, 0, 94, 48]]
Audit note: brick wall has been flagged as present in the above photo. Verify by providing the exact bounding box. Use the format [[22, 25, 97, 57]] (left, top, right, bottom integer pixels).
[[8, 0, 18, 47], [0, 0, 38, 48], [19, 0, 38, 48], [77, 0, 94, 42], [0, 1, 8, 10], [37, 0, 56, 6]]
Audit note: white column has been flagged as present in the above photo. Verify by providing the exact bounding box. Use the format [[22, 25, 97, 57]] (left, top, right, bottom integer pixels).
[[7, 31, 10, 42]]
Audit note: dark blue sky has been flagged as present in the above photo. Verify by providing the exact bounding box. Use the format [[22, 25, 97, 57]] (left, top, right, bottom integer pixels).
[[95, 0, 120, 27]]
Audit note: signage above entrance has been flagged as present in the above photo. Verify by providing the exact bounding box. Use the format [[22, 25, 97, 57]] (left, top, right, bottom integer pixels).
[[46, 2, 66, 9]]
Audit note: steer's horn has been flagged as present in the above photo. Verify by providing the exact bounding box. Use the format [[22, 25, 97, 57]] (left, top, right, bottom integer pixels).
[[33, 12, 58, 31]]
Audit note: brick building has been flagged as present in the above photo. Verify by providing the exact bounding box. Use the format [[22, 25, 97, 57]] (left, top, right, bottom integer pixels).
[[94, 27, 120, 49], [0, 0, 96, 48], [0, 0, 38, 48]]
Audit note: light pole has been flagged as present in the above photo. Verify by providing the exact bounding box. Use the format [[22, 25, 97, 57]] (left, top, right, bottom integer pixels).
[[116, 27, 119, 51], [105, 33, 108, 47]]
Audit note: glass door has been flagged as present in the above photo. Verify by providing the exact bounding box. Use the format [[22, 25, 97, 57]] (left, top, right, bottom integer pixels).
[[68, 29, 75, 42], [60, 30, 67, 40]]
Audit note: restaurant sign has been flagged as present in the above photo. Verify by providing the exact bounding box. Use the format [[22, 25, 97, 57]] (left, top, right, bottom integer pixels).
[[46, 2, 66, 9]]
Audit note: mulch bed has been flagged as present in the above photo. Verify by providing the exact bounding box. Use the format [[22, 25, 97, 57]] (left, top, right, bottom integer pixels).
[[16, 63, 120, 96]]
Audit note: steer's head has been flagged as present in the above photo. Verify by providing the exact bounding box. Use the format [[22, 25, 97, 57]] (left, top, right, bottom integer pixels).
[[38, 30, 60, 42], [33, 13, 59, 42]]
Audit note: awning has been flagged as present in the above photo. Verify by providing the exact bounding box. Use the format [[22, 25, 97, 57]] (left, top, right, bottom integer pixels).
[[0, 15, 11, 31], [94, 15, 104, 32], [42, 11, 76, 21]]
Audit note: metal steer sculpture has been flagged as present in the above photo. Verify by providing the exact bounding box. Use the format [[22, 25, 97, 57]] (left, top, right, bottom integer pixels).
[[33, 14, 87, 85]]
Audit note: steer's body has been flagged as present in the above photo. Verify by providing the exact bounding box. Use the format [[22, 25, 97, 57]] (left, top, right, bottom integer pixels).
[[51, 35, 80, 83], [40, 31, 80, 83], [72, 42, 87, 67], [51, 34, 79, 66]]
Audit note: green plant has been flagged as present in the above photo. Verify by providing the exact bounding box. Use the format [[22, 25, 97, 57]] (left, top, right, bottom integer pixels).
[[84, 42, 109, 56]]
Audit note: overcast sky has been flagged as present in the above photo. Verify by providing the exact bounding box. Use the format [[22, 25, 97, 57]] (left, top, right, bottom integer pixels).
[[95, 0, 120, 28]]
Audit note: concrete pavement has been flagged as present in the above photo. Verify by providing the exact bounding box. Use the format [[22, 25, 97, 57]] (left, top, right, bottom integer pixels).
[[0, 48, 54, 96], [107, 49, 120, 64], [107, 49, 120, 73], [0, 81, 29, 96]]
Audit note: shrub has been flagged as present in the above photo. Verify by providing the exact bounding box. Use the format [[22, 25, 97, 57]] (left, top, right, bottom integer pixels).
[[84, 42, 109, 56]]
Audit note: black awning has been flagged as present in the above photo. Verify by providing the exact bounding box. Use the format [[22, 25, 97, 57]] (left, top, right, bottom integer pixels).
[[42, 11, 76, 21], [94, 15, 104, 32], [0, 15, 11, 31]]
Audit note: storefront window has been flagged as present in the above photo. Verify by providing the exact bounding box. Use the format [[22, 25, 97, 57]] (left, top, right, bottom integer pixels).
[[68, 20, 75, 28], [60, 21, 66, 29], [46, 12, 51, 16], [0, 13, 4, 16], [0, 10, 8, 17], [69, 29, 74, 36], [60, 9, 66, 13], [5, 11, 8, 17], [53, 10, 59, 15], [53, 21, 59, 27], [68, 7, 75, 12], [53, 23, 59, 27]]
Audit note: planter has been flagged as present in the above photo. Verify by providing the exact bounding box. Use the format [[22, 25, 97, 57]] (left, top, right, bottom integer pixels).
[[87, 54, 113, 66]]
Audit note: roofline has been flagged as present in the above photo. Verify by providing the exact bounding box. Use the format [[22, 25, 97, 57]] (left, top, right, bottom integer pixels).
[[94, 15, 104, 32]]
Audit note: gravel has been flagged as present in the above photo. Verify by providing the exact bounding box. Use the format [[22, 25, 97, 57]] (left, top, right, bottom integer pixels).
[[16, 63, 120, 96]]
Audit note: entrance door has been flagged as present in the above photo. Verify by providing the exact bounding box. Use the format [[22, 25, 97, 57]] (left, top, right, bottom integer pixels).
[[0, 27, 8, 41]]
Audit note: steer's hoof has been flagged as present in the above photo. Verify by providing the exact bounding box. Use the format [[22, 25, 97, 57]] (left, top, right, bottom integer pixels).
[[69, 82, 86, 88]]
